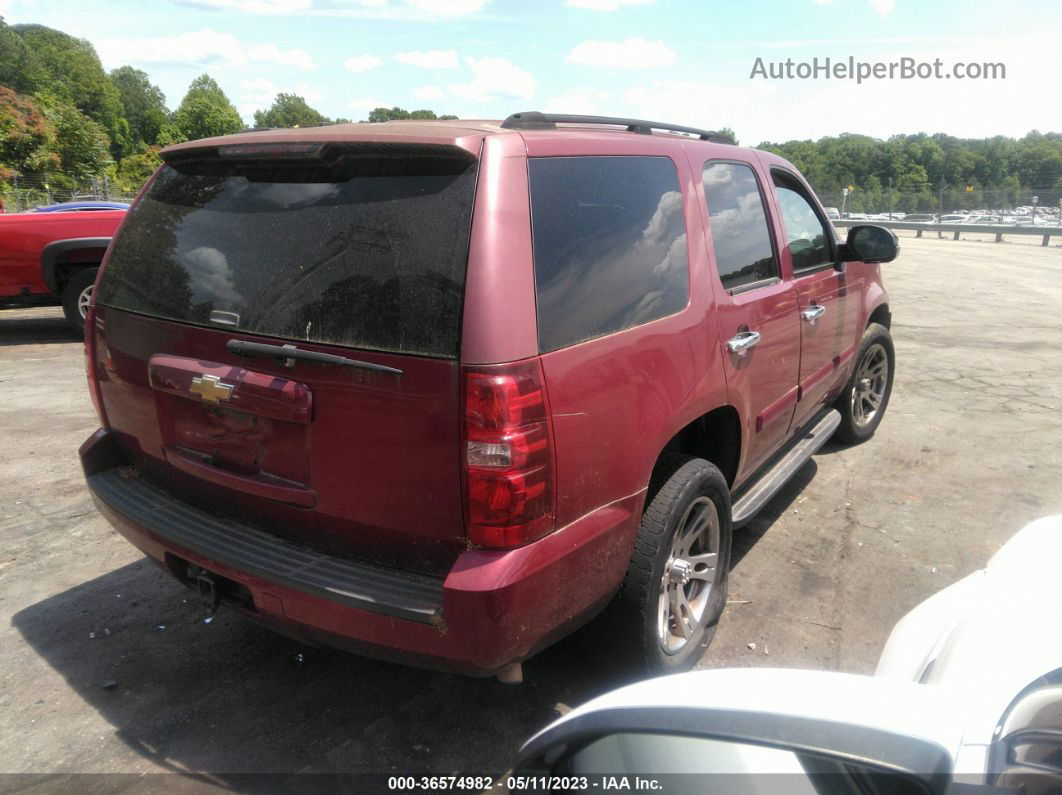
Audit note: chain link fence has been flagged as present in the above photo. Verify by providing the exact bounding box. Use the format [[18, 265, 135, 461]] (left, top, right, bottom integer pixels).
[[814, 185, 1062, 222], [1, 173, 140, 212]]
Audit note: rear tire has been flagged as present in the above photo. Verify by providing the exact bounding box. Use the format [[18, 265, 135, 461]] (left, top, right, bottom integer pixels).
[[833, 322, 895, 444], [61, 268, 98, 337], [611, 454, 732, 674]]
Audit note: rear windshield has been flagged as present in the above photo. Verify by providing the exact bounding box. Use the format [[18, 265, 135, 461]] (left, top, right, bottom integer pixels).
[[97, 144, 478, 358]]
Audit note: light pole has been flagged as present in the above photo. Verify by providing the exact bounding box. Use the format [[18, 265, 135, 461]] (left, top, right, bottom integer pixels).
[[937, 180, 949, 238]]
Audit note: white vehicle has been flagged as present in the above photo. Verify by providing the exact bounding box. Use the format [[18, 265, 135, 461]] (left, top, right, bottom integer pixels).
[[939, 215, 968, 224], [517, 516, 1062, 793], [823, 206, 841, 220]]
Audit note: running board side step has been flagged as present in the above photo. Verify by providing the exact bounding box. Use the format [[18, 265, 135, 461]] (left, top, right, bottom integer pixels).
[[731, 409, 841, 527]]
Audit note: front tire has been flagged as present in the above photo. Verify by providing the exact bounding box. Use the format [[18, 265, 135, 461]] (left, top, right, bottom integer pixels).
[[612, 454, 732, 674], [61, 268, 98, 337], [833, 322, 895, 444]]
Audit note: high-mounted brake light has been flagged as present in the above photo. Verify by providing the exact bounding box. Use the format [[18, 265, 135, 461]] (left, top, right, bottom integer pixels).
[[463, 359, 556, 549], [216, 142, 324, 159]]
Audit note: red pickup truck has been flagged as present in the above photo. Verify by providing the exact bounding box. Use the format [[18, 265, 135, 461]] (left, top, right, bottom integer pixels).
[[0, 209, 125, 334]]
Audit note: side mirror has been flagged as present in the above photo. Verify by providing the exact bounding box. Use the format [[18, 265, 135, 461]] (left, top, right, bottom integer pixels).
[[516, 669, 957, 794], [843, 224, 900, 264]]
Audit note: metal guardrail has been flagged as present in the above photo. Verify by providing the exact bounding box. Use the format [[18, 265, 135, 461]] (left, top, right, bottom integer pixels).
[[834, 219, 1061, 247]]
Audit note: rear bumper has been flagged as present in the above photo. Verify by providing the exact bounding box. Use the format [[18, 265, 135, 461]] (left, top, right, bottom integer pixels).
[[80, 429, 640, 675]]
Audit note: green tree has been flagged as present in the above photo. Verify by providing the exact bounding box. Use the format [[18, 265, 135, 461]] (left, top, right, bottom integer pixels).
[[0, 17, 35, 94], [110, 66, 168, 148], [172, 74, 242, 142], [719, 127, 738, 144], [253, 93, 328, 128], [116, 146, 161, 191], [45, 100, 112, 180], [366, 106, 456, 122], [6, 23, 129, 158], [0, 86, 57, 177]]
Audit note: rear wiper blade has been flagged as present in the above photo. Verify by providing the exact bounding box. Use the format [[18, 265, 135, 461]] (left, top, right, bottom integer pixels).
[[226, 339, 403, 376]]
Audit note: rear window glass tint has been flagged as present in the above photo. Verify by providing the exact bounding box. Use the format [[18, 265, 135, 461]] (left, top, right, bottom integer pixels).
[[529, 156, 690, 353], [97, 146, 478, 358], [702, 161, 778, 291]]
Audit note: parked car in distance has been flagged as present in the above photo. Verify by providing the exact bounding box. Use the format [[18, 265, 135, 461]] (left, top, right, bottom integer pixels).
[[517, 515, 1062, 791], [903, 213, 937, 223], [938, 214, 968, 224], [823, 206, 840, 220], [0, 208, 126, 334], [30, 201, 130, 213], [81, 112, 898, 679]]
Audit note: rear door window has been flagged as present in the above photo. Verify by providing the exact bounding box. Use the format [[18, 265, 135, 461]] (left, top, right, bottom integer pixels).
[[529, 156, 690, 353], [701, 161, 778, 291], [97, 145, 478, 358]]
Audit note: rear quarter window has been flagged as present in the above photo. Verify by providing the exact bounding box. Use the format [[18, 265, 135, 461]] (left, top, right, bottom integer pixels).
[[529, 156, 690, 353]]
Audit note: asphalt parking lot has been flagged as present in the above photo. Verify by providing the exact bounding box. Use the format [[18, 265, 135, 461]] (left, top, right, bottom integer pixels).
[[2, 234, 1061, 786]]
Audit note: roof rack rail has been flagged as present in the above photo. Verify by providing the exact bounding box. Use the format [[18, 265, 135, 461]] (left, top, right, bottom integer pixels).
[[500, 111, 735, 144]]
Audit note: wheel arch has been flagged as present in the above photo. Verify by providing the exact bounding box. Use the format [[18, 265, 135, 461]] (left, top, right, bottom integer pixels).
[[653, 405, 741, 498], [40, 237, 111, 294], [867, 301, 891, 330]]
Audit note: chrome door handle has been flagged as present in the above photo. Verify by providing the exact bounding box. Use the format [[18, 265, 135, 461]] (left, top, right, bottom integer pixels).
[[802, 304, 826, 322], [726, 330, 761, 354]]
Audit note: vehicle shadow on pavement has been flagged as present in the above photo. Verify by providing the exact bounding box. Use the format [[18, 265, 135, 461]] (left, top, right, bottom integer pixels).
[[731, 460, 818, 570], [10, 460, 805, 782], [0, 311, 78, 346], [11, 558, 641, 781]]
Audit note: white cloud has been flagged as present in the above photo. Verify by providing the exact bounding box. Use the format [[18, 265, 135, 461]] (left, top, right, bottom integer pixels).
[[246, 43, 316, 70], [240, 78, 322, 104], [345, 54, 384, 72], [448, 56, 535, 102], [348, 96, 389, 115], [404, 0, 487, 13], [543, 88, 609, 115], [238, 78, 323, 119], [870, 0, 895, 15], [618, 29, 1053, 145], [567, 37, 677, 69], [176, 0, 311, 11], [395, 49, 460, 69], [97, 29, 315, 70], [565, 0, 652, 9], [240, 0, 490, 19], [413, 85, 446, 100]]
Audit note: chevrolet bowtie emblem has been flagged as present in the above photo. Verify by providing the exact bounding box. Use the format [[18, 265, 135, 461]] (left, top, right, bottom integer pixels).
[[189, 374, 234, 404]]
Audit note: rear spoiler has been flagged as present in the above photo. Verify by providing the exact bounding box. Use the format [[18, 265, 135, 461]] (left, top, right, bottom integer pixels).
[[162, 140, 478, 164]]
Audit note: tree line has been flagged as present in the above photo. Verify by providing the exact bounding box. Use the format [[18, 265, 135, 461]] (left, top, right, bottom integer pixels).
[[759, 131, 1062, 212], [0, 19, 456, 200]]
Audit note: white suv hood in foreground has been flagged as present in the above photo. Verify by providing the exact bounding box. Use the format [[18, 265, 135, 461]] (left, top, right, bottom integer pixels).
[[877, 514, 1062, 761]]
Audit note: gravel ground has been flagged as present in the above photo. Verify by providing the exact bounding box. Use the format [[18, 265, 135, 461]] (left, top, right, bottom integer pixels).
[[2, 234, 1061, 788]]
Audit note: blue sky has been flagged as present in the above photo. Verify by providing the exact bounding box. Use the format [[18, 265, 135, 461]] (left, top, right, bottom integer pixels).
[[5, 0, 1060, 143]]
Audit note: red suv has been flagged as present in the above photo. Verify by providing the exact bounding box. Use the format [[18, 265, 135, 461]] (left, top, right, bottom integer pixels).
[[80, 112, 897, 677]]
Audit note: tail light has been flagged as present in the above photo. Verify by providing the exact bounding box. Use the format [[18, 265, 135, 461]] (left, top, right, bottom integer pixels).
[[84, 306, 108, 428], [463, 359, 556, 548]]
